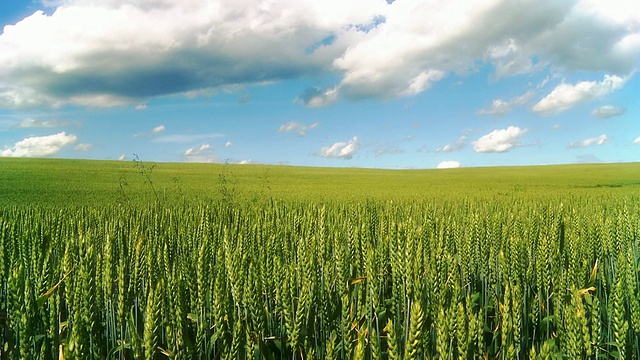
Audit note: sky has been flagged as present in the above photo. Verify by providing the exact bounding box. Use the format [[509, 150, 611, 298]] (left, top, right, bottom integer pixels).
[[0, 0, 639, 169]]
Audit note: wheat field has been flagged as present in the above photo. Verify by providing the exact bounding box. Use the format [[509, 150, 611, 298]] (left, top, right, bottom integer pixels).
[[1, 159, 639, 359]]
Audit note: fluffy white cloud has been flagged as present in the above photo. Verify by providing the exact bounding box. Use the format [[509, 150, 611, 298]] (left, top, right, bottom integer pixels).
[[316, 136, 361, 159], [568, 134, 608, 148], [0, 0, 638, 107], [437, 160, 461, 169], [532, 75, 627, 115], [0, 0, 382, 108], [1, 132, 77, 157], [633, 136, 640, 144], [278, 121, 319, 136], [224, 141, 233, 147], [473, 126, 527, 153], [591, 105, 626, 119]]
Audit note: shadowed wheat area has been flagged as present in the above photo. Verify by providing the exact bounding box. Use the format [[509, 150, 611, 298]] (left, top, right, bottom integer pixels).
[[0, 158, 639, 359]]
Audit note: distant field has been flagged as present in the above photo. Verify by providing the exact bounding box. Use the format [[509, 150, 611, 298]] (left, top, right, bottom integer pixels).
[[1, 158, 639, 206]]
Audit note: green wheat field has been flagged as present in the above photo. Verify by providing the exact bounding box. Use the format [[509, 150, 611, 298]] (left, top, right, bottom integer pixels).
[[1, 158, 639, 359]]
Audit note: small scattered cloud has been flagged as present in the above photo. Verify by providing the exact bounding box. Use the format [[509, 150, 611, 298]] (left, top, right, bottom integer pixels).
[[183, 144, 217, 163], [295, 87, 339, 107], [568, 134, 609, 149], [118, 154, 126, 161], [633, 136, 640, 145], [436, 135, 467, 152], [477, 91, 535, 116], [437, 160, 461, 169], [134, 124, 166, 138], [224, 141, 233, 148], [74, 143, 92, 151], [316, 136, 361, 159], [551, 124, 561, 130], [154, 133, 224, 143], [184, 144, 213, 156], [532, 75, 627, 115], [278, 121, 319, 136], [12, 118, 72, 128], [152, 125, 165, 133], [592, 105, 626, 119], [135, 104, 147, 110], [238, 159, 255, 165], [477, 99, 511, 117], [473, 126, 527, 153], [1, 132, 77, 157]]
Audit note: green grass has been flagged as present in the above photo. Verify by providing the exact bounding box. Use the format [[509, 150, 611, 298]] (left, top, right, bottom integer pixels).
[[1, 157, 639, 206], [1, 158, 639, 359]]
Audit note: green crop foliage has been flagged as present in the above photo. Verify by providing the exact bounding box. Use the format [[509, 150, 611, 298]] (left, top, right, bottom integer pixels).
[[0, 159, 639, 359]]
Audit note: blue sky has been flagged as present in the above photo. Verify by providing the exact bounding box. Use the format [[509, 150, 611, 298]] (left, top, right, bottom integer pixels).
[[0, 0, 639, 169]]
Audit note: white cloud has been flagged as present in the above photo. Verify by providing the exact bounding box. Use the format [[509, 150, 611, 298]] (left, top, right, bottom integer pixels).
[[224, 141, 233, 148], [437, 160, 461, 169], [74, 143, 92, 151], [487, 38, 543, 79], [134, 124, 167, 137], [183, 144, 217, 163], [473, 126, 527, 153], [477, 91, 535, 116], [532, 75, 627, 115], [1, 132, 77, 157], [436, 135, 467, 152], [295, 87, 340, 107], [398, 70, 446, 97], [316, 136, 361, 159], [184, 144, 213, 156], [633, 136, 640, 144], [592, 105, 626, 119], [278, 121, 319, 136], [0, 0, 383, 108], [152, 125, 165, 133], [332, 0, 639, 100], [568, 134, 608, 148], [118, 154, 126, 161], [0, 1, 637, 107], [477, 99, 512, 117]]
